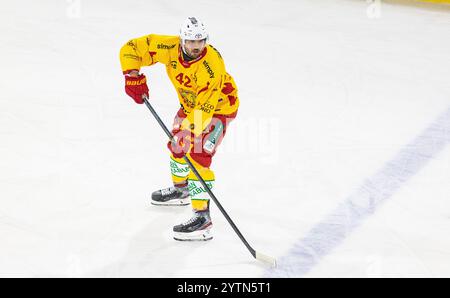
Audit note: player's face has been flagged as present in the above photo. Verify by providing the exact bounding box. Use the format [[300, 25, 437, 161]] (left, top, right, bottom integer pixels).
[[183, 39, 206, 59]]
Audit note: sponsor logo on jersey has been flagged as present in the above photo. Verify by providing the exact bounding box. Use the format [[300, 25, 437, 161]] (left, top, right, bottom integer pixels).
[[170, 60, 177, 69], [157, 43, 176, 49], [200, 101, 215, 113], [202, 61, 215, 78]]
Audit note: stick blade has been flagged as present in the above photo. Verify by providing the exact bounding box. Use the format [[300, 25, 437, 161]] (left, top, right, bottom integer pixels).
[[256, 251, 277, 268]]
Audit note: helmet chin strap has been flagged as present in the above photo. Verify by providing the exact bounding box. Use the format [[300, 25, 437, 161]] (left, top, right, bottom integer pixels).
[[181, 40, 188, 55], [181, 42, 193, 60], [180, 42, 195, 61]]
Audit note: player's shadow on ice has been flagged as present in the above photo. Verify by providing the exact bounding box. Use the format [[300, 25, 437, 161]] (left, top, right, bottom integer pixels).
[[85, 206, 212, 277], [85, 204, 259, 277]]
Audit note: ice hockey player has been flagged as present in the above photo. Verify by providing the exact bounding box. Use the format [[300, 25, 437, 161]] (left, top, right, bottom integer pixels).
[[119, 17, 239, 241]]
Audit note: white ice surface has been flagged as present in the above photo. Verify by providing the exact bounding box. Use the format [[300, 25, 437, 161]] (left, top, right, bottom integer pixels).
[[0, 0, 449, 277]]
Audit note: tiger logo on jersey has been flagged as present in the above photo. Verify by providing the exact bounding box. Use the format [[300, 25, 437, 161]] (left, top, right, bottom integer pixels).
[[178, 88, 196, 109]]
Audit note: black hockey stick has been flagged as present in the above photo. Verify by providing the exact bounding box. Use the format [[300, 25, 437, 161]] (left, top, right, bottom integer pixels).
[[142, 95, 276, 267]]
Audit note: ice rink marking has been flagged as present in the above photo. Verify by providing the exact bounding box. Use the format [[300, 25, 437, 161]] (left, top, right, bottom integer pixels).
[[266, 106, 450, 277]]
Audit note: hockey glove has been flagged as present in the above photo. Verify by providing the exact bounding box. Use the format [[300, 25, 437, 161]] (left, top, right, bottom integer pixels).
[[168, 129, 192, 159], [124, 73, 149, 104]]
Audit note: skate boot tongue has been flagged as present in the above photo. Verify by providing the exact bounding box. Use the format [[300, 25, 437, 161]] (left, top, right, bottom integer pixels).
[[181, 215, 199, 227], [182, 210, 210, 226], [195, 210, 210, 220], [161, 186, 176, 196]]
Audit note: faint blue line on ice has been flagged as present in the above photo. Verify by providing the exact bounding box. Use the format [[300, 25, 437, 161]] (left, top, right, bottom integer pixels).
[[266, 107, 450, 277]]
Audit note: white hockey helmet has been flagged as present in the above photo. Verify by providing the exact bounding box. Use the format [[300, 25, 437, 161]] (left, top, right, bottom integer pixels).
[[179, 17, 209, 45]]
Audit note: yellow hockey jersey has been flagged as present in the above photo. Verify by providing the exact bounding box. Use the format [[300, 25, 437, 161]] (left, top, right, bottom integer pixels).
[[120, 34, 239, 136]]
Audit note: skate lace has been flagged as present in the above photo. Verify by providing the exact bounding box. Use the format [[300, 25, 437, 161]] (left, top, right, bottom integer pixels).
[[161, 187, 176, 196], [181, 216, 200, 226]]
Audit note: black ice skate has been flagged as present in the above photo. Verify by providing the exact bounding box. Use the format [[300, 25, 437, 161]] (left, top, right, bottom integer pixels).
[[173, 210, 213, 241], [151, 185, 190, 206]]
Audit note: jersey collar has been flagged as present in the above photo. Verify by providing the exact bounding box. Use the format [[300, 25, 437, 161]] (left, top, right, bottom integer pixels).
[[178, 45, 207, 68]]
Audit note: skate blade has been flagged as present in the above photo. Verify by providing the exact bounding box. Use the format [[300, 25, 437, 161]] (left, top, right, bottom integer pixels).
[[173, 230, 213, 241], [173, 237, 213, 242], [151, 199, 190, 206]]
